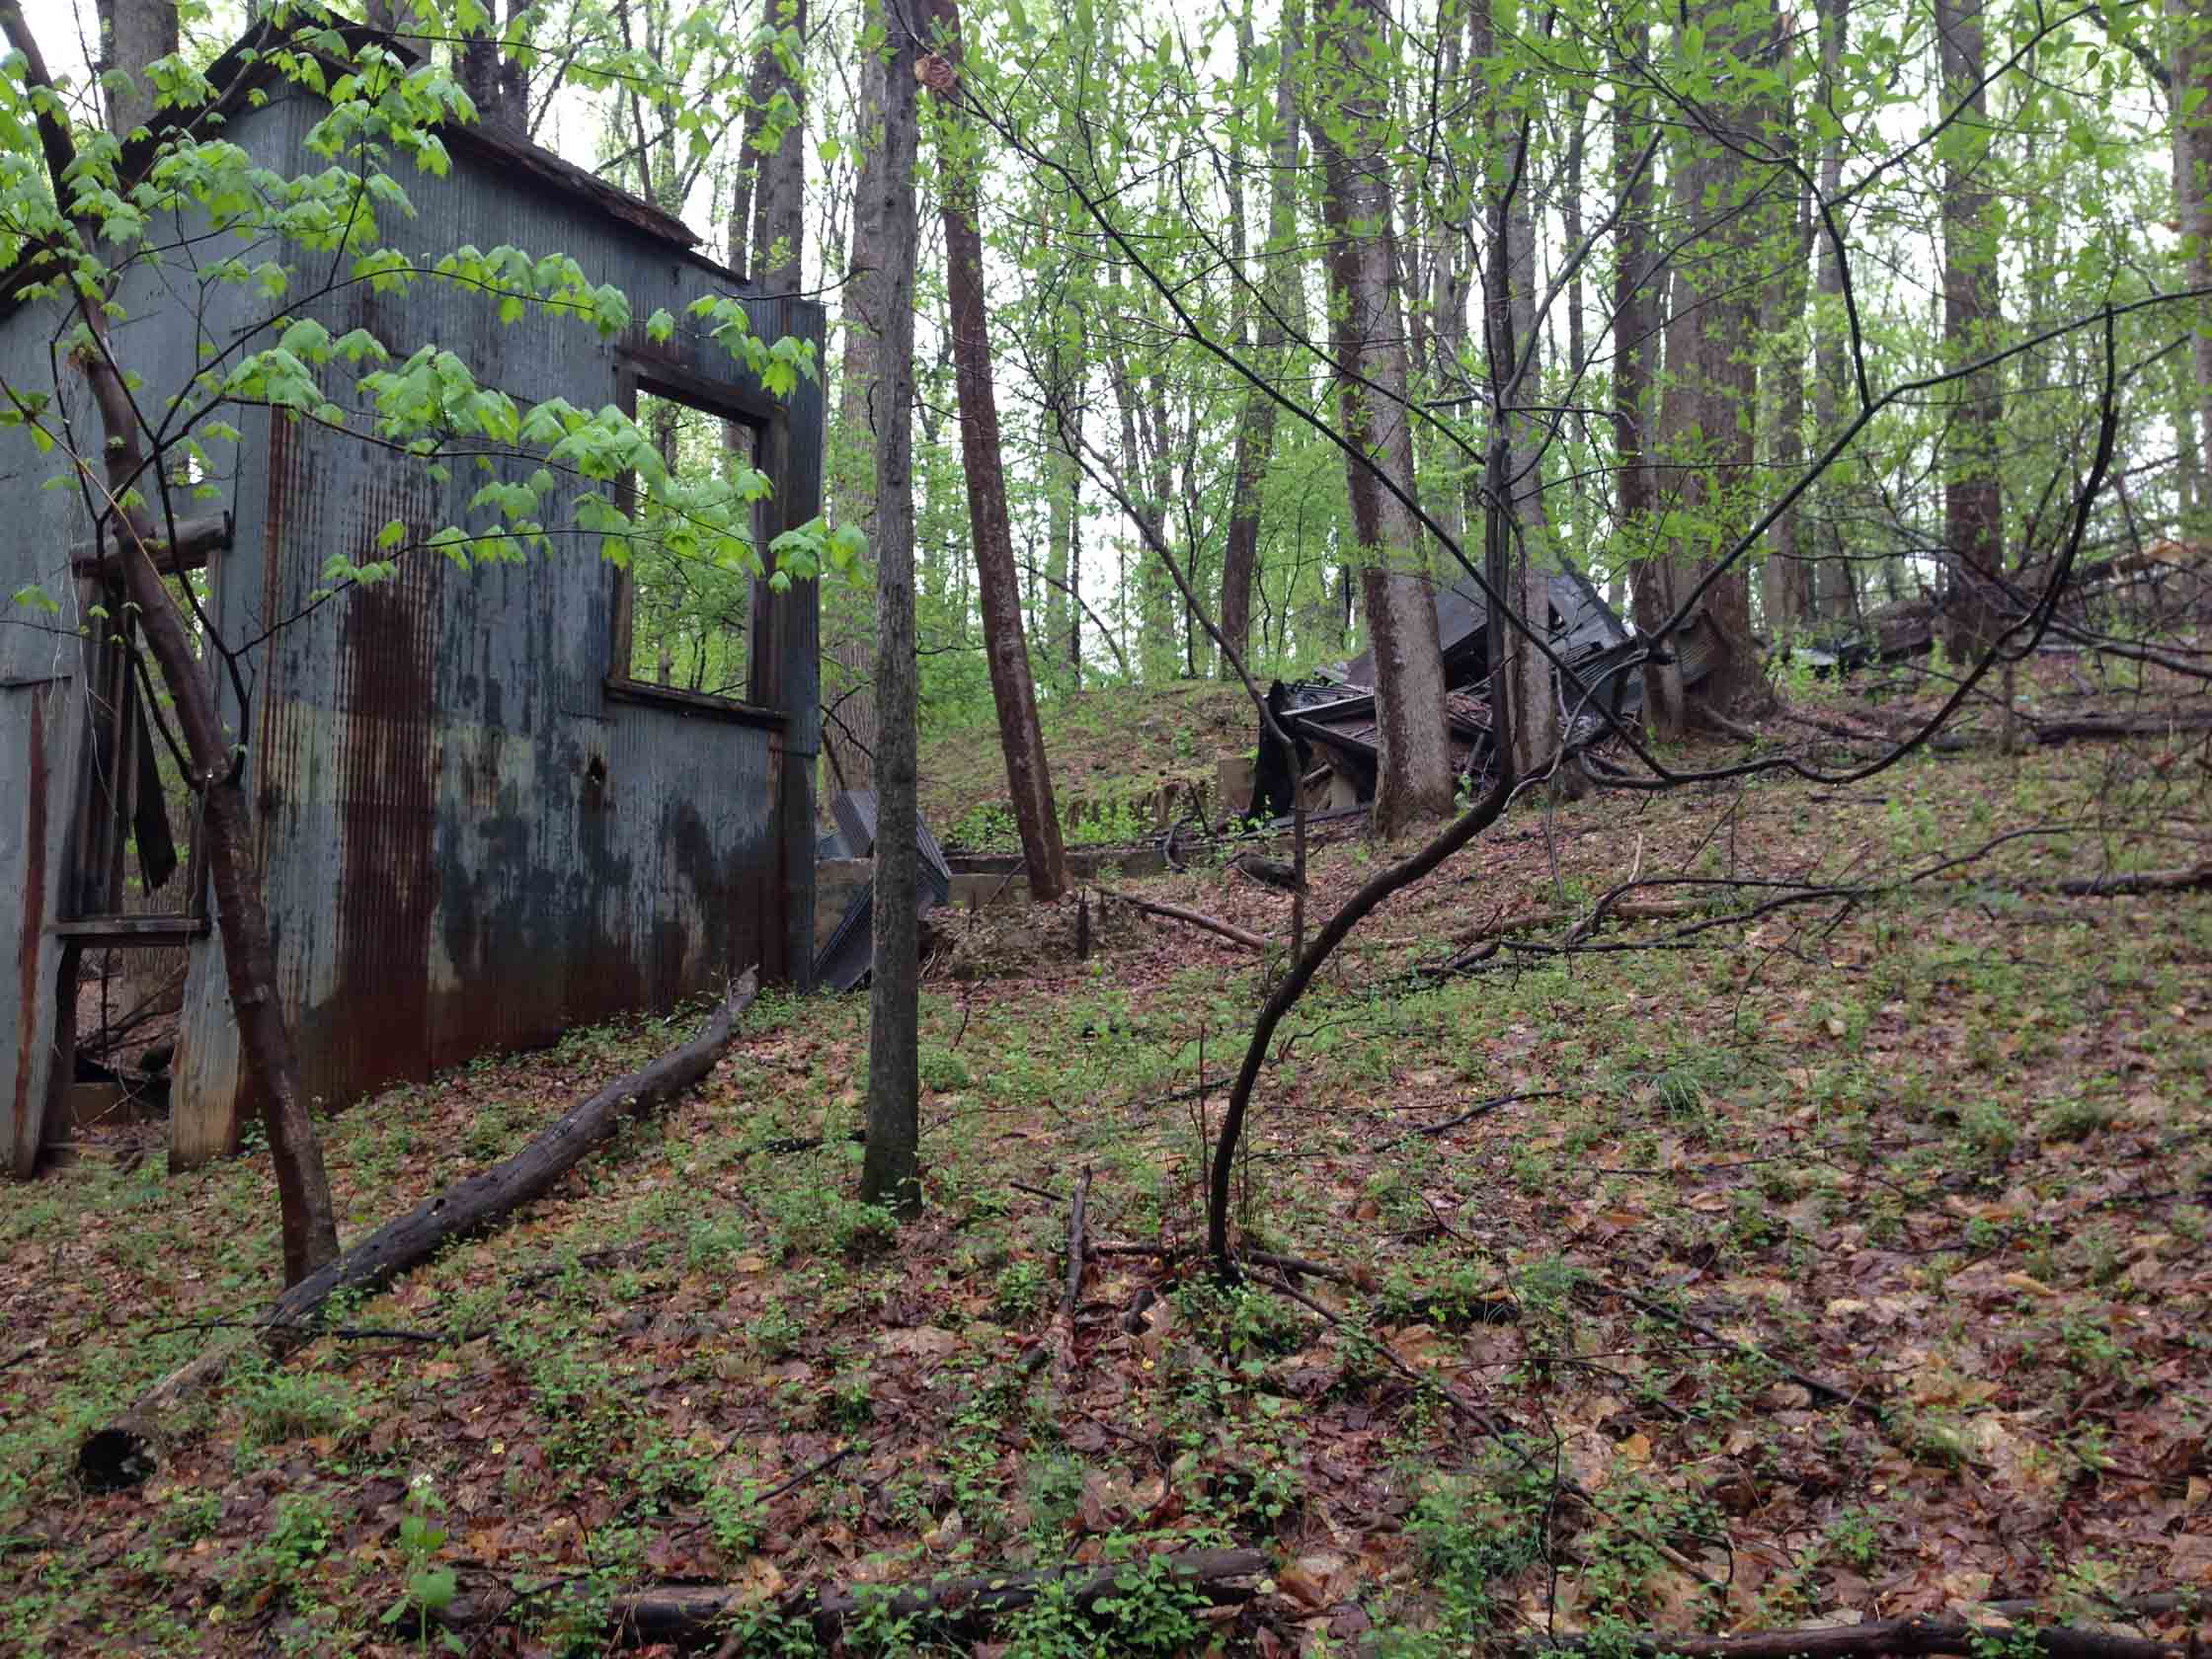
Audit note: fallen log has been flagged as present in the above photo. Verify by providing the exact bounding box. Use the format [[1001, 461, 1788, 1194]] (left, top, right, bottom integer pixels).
[[2031, 712, 2212, 744], [1096, 887, 1269, 952], [79, 972, 757, 1490], [1510, 1616, 2201, 1659], [1447, 898, 1700, 947], [601, 1546, 1267, 1644], [2047, 862, 2212, 896]]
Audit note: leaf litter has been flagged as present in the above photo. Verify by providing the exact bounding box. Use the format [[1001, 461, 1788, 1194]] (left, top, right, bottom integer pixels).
[[2, 671, 2209, 1655]]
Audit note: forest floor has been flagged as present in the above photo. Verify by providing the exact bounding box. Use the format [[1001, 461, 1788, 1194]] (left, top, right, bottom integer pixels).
[[4, 660, 2211, 1658], [919, 679, 1253, 845]]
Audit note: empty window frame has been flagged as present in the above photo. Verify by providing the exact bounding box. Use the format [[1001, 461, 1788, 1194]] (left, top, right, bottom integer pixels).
[[608, 385, 768, 709]]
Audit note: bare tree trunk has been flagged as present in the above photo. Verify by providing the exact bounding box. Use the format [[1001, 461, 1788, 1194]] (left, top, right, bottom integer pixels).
[[458, 0, 527, 139], [1219, 0, 1304, 679], [1560, 102, 1590, 552], [1613, 22, 1658, 610], [2178, 0, 2212, 494], [1936, 0, 2005, 660], [1765, 131, 1816, 644], [929, 0, 1069, 900], [751, 0, 807, 294], [1313, 0, 1453, 835], [1636, 0, 1773, 736], [96, 0, 176, 139], [859, 0, 922, 1220], [1811, 0, 1855, 621], [1494, 62, 1569, 790], [1043, 337, 1083, 688], [823, 38, 891, 793]]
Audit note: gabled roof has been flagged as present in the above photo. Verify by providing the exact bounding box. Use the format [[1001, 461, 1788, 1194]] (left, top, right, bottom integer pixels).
[[2, 1, 703, 315], [170, 5, 701, 248]]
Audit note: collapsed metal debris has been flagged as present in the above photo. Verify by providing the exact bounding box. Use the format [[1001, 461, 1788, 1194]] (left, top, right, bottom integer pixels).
[[813, 791, 953, 993], [1246, 568, 1677, 821]]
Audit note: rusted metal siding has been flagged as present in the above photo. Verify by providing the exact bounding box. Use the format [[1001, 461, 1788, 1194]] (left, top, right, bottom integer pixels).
[[0, 216, 246, 1170], [0, 85, 822, 1169]]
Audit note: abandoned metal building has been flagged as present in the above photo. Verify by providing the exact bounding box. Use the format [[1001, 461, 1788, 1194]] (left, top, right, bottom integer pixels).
[[2, 17, 823, 1175]]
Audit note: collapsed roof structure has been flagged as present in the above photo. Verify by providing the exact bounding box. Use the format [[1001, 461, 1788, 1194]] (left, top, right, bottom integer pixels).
[[1245, 569, 1705, 822]]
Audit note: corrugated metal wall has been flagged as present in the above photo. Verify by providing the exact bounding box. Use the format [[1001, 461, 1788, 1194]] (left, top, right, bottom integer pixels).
[[0, 82, 822, 1171], [0, 217, 251, 1170]]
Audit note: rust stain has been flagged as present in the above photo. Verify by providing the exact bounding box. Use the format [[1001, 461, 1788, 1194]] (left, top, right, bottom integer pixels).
[[12, 683, 48, 1168], [321, 463, 438, 1108]]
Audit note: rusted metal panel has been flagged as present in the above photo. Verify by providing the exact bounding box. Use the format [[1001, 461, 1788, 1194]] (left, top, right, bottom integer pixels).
[[3, 53, 822, 1171], [2, 681, 85, 1174], [151, 86, 825, 1163]]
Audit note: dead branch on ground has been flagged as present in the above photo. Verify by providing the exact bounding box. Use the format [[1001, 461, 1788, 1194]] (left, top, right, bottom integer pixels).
[[78, 973, 757, 1490], [1507, 1616, 2203, 1659], [1095, 887, 1269, 952], [481, 1547, 1270, 1645]]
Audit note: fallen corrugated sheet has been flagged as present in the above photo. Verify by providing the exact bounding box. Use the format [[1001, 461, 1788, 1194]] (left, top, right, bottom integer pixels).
[[814, 792, 951, 993]]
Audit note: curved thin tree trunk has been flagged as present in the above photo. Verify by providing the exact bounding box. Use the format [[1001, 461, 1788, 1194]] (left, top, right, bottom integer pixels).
[[928, 0, 1069, 900]]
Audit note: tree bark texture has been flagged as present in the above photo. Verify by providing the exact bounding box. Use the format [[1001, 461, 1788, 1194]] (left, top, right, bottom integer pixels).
[[860, 2, 923, 1218], [1764, 131, 1815, 641], [2179, 0, 2212, 494], [1490, 49, 1567, 787], [750, 0, 808, 294], [1936, 0, 2006, 660], [97, 0, 176, 140], [1811, 0, 1856, 621], [1312, 0, 1454, 836], [1636, 0, 1776, 735], [79, 978, 754, 1487], [457, 0, 527, 139], [929, 0, 1069, 901], [823, 37, 893, 792], [1219, 0, 1305, 677], [1612, 22, 1658, 592]]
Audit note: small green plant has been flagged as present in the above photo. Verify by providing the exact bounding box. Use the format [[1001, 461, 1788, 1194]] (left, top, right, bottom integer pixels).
[[1023, 1453, 1086, 1540], [1093, 1550, 1206, 1653], [2038, 1096, 2114, 1143], [750, 1301, 804, 1361], [1825, 1505, 1882, 1570], [232, 1356, 363, 1451], [1954, 1099, 2017, 1165], [1003, 1570, 1104, 1659], [842, 1583, 924, 1654], [993, 1258, 1049, 1324], [1378, 1463, 1547, 1655], [824, 1370, 875, 1429], [381, 1475, 462, 1653]]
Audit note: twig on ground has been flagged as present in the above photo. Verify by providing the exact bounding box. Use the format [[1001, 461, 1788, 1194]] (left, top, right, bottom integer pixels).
[[1505, 1616, 2203, 1659], [1582, 1279, 1877, 1416], [1096, 887, 1269, 952], [1381, 1088, 1563, 1146]]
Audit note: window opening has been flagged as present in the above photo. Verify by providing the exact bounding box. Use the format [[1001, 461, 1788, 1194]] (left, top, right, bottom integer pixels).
[[610, 390, 764, 703]]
